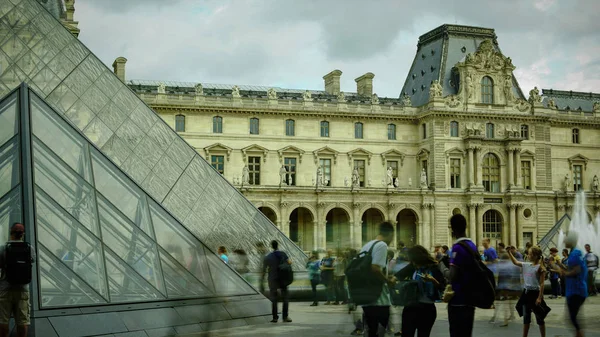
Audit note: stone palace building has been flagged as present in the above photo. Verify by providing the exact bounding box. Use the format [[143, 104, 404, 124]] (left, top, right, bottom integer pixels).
[[117, 24, 600, 253]]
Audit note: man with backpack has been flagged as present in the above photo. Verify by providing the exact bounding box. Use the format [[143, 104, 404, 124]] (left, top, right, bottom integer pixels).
[[0, 223, 35, 337], [261, 240, 293, 323], [447, 214, 495, 337], [347, 221, 396, 337]]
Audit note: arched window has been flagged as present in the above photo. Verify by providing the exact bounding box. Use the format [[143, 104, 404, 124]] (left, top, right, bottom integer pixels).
[[486, 123, 494, 139], [482, 153, 500, 192], [450, 121, 459, 137], [483, 210, 502, 241], [285, 119, 295, 136], [481, 76, 494, 104], [175, 114, 185, 132], [354, 122, 363, 139], [249, 117, 259, 135], [572, 128, 580, 144], [212, 116, 222, 133], [520, 125, 529, 140], [387, 123, 396, 140]]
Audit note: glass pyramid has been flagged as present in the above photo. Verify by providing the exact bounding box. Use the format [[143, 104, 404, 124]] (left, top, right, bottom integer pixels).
[[0, 0, 306, 274], [1, 84, 257, 314]]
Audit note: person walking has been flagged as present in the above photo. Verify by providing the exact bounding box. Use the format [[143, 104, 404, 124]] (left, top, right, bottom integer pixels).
[[552, 232, 587, 337], [493, 248, 519, 326], [306, 251, 321, 306], [333, 249, 347, 305], [217, 246, 228, 264], [359, 222, 396, 337], [394, 245, 445, 337], [447, 214, 477, 337], [548, 248, 562, 299], [508, 246, 549, 337], [559, 248, 569, 297], [261, 240, 293, 323], [0, 223, 36, 337], [584, 244, 598, 296], [320, 250, 335, 305]]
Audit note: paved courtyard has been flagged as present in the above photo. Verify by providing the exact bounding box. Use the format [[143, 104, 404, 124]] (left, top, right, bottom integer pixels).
[[183, 297, 600, 337]]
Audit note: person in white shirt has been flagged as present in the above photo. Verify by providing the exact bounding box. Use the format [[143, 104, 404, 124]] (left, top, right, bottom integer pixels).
[[359, 221, 396, 337]]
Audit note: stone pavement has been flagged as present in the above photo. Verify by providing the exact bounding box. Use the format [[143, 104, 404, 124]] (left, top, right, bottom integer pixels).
[[182, 296, 600, 337]]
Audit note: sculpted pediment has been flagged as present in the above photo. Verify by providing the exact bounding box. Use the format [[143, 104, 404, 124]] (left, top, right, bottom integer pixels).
[[313, 146, 339, 164], [278, 145, 305, 163], [520, 150, 535, 158], [204, 143, 233, 161], [568, 154, 589, 170], [416, 148, 430, 161], [381, 149, 406, 166], [459, 40, 515, 73], [347, 148, 374, 165], [241, 144, 269, 162]]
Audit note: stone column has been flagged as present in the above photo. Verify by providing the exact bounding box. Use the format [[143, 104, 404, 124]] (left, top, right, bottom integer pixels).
[[467, 204, 477, 239], [417, 221, 423, 247], [476, 204, 484, 247], [514, 150, 521, 187], [421, 204, 430, 249], [352, 203, 362, 248], [282, 220, 291, 237], [319, 221, 327, 251], [312, 221, 319, 252], [429, 205, 435, 251], [475, 148, 483, 187], [516, 204, 524, 249], [507, 149, 514, 190], [509, 204, 517, 246], [467, 148, 475, 188]]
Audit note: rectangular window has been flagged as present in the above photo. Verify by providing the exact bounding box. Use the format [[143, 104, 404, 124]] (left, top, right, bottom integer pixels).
[[450, 158, 461, 188], [422, 124, 427, 139], [450, 121, 459, 137], [355, 122, 363, 139], [319, 158, 331, 186], [175, 115, 185, 132], [387, 124, 396, 140], [210, 155, 224, 174], [285, 119, 295, 136], [486, 123, 494, 139], [284, 157, 296, 186], [354, 159, 365, 187], [387, 160, 398, 179], [320, 121, 329, 137], [521, 161, 531, 190], [523, 232, 533, 247], [248, 156, 261, 185], [573, 165, 582, 191], [250, 118, 259, 135], [572, 129, 580, 144], [520, 125, 529, 140], [212, 116, 222, 133]]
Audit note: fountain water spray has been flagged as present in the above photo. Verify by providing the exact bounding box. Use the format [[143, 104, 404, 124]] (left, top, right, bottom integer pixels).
[[558, 191, 600, 254]]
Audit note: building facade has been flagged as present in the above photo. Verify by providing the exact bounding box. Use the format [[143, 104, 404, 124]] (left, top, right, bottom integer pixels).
[[122, 25, 600, 252]]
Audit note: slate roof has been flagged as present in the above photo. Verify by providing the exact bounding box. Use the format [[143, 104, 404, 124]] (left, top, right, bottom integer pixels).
[[36, 0, 64, 19], [542, 89, 600, 113], [399, 24, 526, 107]]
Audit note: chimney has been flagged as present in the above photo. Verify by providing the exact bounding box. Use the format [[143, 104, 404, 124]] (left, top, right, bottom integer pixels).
[[355, 72, 375, 97], [112, 57, 127, 82], [323, 69, 342, 95]]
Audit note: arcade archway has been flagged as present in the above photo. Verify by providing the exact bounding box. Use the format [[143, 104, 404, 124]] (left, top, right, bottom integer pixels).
[[289, 207, 314, 251], [397, 209, 417, 247], [325, 208, 351, 251]]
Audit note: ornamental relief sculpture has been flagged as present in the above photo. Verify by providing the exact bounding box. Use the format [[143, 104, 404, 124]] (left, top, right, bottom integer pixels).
[[514, 99, 531, 112], [445, 94, 461, 108]]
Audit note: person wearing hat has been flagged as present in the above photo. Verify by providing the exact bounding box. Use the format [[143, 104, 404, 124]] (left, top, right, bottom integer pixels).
[[0, 223, 36, 337]]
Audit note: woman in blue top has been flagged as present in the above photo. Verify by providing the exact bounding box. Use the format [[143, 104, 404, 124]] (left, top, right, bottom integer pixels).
[[306, 251, 321, 306], [394, 245, 445, 337]]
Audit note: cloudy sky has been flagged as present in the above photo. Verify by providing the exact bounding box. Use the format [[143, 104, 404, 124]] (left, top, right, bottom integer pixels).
[[76, 0, 600, 98]]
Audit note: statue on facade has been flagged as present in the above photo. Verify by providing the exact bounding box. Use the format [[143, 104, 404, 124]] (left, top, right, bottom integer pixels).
[[593, 102, 600, 112], [303, 90, 312, 101], [279, 165, 287, 185], [337, 92, 346, 102], [420, 168, 428, 188], [528, 86, 541, 104], [593, 175, 599, 192], [503, 75, 513, 103], [465, 74, 474, 100], [157, 83, 166, 94], [386, 167, 394, 187], [430, 80, 443, 98], [547, 98, 557, 109], [394, 177, 399, 188], [344, 176, 349, 187], [242, 165, 249, 185], [401, 93, 412, 107], [563, 174, 570, 192], [316, 166, 324, 187], [267, 88, 277, 100], [408, 177, 412, 188], [351, 167, 360, 188], [194, 83, 203, 95], [231, 85, 241, 98], [371, 93, 379, 105]]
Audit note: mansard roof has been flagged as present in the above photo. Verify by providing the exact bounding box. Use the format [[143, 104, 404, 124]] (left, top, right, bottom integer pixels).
[[399, 24, 526, 107], [542, 89, 600, 113]]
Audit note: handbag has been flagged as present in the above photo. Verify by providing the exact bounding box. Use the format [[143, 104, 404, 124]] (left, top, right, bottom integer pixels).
[[389, 279, 424, 307]]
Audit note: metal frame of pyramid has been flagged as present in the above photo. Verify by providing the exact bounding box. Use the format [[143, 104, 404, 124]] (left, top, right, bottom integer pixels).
[[538, 213, 571, 256], [0, 82, 272, 336]]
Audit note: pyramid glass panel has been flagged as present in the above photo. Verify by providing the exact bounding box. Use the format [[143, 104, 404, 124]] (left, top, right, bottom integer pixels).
[[0, 187, 20, 244], [37, 245, 106, 308], [0, 91, 18, 147], [205, 248, 256, 296], [0, 138, 19, 199], [35, 187, 108, 301], [103, 247, 166, 303], [158, 248, 212, 299]]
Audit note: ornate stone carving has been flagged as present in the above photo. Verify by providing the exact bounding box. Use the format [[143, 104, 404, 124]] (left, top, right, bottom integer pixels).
[[317, 202, 325, 208], [464, 73, 474, 101], [547, 98, 557, 110], [514, 99, 531, 112], [463, 40, 515, 71], [563, 174, 570, 192], [157, 83, 166, 94], [337, 91, 346, 102], [280, 201, 288, 208], [242, 165, 249, 185], [231, 85, 241, 98], [593, 102, 600, 112], [420, 168, 428, 188], [429, 80, 443, 98], [371, 93, 379, 105], [401, 93, 411, 107], [593, 174, 599, 192], [528, 87, 542, 105], [503, 75, 514, 103], [267, 88, 277, 100], [445, 95, 461, 108], [351, 167, 360, 188], [303, 90, 313, 102], [279, 165, 287, 185], [194, 83, 203, 95]]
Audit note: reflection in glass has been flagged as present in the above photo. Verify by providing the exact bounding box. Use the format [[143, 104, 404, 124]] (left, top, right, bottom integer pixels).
[[31, 94, 93, 183], [103, 247, 165, 303], [205, 250, 255, 296], [0, 93, 18, 148], [35, 188, 108, 300], [159, 248, 211, 298], [38, 245, 106, 308], [0, 139, 20, 199], [97, 195, 164, 295], [0, 188, 21, 244], [33, 139, 99, 235]]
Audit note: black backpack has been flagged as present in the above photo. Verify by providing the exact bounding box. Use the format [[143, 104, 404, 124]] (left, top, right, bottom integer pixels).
[[276, 252, 293, 287], [4, 242, 32, 286], [457, 241, 495, 309], [345, 241, 384, 305]]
